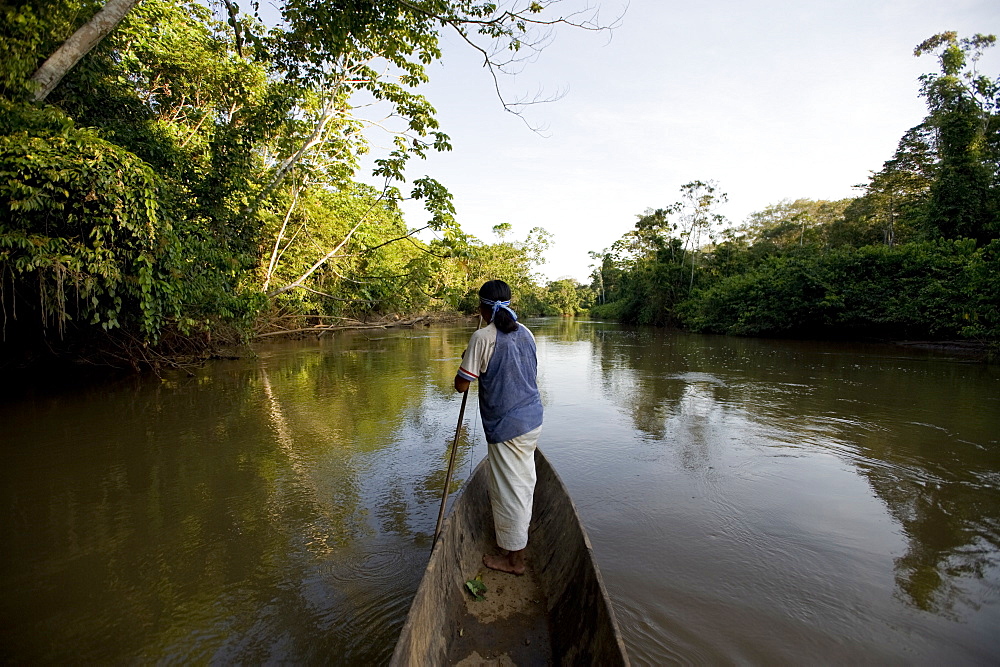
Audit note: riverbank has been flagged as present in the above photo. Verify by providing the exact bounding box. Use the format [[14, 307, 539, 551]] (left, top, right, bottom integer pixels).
[[891, 338, 996, 361], [0, 311, 476, 380], [5, 313, 991, 383], [253, 311, 473, 340]]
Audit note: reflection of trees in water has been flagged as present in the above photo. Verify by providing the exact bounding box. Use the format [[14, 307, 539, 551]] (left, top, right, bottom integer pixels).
[[247, 330, 481, 661], [0, 368, 294, 659], [589, 328, 725, 440], [261, 366, 365, 552], [260, 329, 481, 542], [0, 327, 481, 661], [849, 429, 1000, 614], [588, 327, 1000, 614], [539, 315, 591, 342], [882, 479, 998, 614], [770, 360, 1000, 615]]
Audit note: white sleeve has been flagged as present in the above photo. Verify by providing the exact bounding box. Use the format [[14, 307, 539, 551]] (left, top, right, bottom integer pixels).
[[457, 328, 494, 381]]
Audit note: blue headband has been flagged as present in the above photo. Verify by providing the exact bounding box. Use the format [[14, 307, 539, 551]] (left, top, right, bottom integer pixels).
[[480, 297, 518, 322]]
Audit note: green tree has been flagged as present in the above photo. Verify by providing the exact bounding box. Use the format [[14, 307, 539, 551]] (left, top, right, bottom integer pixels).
[[960, 239, 1000, 347], [589, 183, 728, 326], [914, 32, 999, 244], [588, 250, 625, 306], [588, 30, 1000, 350], [738, 198, 850, 250], [544, 278, 588, 315], [450, 225, 552, 314], [838, 126, 936, 248], [29, 0, 142, 102], [1, 0, 608, 366]]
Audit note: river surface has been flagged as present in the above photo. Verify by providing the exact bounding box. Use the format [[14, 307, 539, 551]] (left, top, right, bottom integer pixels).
[[2, 319, 999, 664]]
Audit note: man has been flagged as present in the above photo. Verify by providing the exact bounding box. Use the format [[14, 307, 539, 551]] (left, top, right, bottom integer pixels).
[[454, 280, 543, 575]]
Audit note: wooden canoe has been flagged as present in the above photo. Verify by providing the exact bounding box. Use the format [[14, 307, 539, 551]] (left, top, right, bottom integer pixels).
[[391, 448, 630, 665]]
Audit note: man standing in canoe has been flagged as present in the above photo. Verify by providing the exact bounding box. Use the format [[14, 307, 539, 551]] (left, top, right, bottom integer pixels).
[[454, 280, 544, 576]]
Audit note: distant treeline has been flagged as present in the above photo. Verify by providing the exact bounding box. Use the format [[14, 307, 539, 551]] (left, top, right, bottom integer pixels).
[[2, 5, 997, 371], [588, 32, 999, 354]]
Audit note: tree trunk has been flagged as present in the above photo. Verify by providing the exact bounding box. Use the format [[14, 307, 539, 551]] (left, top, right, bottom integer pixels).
[[247, 96, 338, 217], [30, 0, 143, 102], [266, 216, 367, 298], [262, 184, 302, 293]]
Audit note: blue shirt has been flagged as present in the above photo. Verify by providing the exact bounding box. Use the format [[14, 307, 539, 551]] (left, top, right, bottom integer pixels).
[[476, 324, 543, 443]]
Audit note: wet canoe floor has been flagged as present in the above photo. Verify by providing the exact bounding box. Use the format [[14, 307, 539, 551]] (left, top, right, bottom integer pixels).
[[451, 550, 553, 666], [393, 451, 629, 666]]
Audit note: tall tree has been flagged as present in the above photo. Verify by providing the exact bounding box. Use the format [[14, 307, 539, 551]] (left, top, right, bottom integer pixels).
[[741, 198, 851, 249], [914, 32, 999, 244], [858, 125, 936, 246]]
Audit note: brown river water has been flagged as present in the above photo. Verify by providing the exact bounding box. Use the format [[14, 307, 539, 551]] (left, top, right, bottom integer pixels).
[[2, 319, 999, 664]]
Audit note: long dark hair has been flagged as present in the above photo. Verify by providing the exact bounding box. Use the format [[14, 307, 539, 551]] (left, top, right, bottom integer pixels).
[[479, 280, 518, 333]]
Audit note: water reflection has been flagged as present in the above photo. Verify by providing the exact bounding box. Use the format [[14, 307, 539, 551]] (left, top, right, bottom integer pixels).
[[0, 328, 482, 663], [1, 321, 998, 663], [565, 323, 1000, 620]]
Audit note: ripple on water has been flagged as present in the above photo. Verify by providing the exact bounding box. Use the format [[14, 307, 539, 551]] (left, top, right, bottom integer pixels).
[[664, 371, 728, 387], [336, 587, 414, 661], [613, 595, 710, 666], [308, 541, 422, 662], [326, 543, 407, 586]]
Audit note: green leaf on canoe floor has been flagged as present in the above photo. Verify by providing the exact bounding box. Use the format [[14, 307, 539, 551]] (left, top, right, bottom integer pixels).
[[465, 574, 487, 601]]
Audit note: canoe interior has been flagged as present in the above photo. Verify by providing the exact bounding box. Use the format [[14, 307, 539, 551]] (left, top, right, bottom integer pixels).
[[391, 449, 629, 665]]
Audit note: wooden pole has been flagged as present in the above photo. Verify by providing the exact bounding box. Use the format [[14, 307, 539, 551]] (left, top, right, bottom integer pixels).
[[433, 389, 469, 548], [432, 313, 482, 550]]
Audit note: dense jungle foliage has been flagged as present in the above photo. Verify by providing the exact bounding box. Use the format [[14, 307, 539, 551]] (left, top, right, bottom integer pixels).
[[589, 32, 1000, 352], [2, 4, 996, 371], [1, 0, 592, 369]]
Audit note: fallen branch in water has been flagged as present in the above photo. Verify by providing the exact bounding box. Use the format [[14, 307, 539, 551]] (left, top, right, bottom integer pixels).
[[255, 315, 448, 338]]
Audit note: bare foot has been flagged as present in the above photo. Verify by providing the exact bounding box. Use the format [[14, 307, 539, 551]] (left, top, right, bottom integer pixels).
[[483, 551, 526, 575]]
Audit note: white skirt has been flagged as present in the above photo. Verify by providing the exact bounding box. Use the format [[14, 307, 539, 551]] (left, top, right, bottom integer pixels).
[[486, 426, 542, 551]]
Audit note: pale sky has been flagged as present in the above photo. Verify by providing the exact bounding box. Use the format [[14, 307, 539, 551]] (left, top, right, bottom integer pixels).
[[365, 1, 1000, 283]]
